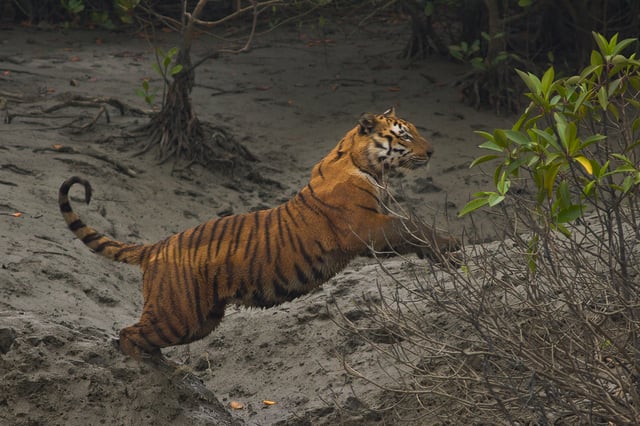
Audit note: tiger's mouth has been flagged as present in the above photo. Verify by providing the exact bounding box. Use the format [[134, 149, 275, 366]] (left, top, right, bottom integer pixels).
[[401, 156, 430, 169]]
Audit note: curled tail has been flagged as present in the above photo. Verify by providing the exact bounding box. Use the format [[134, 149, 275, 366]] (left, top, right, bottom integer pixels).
[[59, 176, 147, 265]]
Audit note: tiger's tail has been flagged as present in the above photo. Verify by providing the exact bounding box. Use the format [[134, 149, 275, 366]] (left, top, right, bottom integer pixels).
[[59, 176, 147, 265]]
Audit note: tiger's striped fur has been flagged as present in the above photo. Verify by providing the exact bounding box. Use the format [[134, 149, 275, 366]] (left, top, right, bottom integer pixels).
[[58, 108, 459, 360]]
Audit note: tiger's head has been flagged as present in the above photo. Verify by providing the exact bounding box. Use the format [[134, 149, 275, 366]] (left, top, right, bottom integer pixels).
[[353, 108, 434, 177]]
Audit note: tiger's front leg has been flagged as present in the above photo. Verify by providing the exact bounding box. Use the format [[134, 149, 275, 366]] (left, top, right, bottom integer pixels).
[[378, 218, 459, 261]]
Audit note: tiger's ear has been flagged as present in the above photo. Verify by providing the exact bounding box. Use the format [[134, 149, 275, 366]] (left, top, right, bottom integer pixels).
[[358, 112, 377, 135], [382, 106, 396, 117]]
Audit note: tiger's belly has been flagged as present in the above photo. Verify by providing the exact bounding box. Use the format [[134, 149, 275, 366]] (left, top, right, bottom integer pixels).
[[217, 249, 352, 309]]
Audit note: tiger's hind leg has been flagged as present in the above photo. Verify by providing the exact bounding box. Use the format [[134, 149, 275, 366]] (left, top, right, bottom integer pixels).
[[117, 304, 227, 360], [118, 315, 165, 361]]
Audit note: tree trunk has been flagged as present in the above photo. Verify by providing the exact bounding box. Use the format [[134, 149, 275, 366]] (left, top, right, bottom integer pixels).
[[137, 0, 255, 169]]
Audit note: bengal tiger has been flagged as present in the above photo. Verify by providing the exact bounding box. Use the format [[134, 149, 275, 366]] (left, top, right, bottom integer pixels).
[[58, 108, 459, 361]]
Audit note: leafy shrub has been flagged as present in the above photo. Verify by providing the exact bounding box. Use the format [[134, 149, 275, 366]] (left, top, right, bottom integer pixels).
[[337, 32, 640, 424]]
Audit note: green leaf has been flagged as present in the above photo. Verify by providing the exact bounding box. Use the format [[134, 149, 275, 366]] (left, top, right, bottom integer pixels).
[[556, 204, 583, 223], [540, 66, 555, 95], [469, 154, 499, 168], [458, 197, 490, 217], [583, 180, 596, 196], [167, 47, 179, 58], [516, 69, 542, 95], [607, 78, 622, 97], [580, 134, 606, 149], [544, 163, 562, 197], [597, 86, 608, 111], [488, 193, 505, 207], [505, 129, 531, 146], [611, 37, 637, 56], [592, 32, 610, 55], [531, 128, 561, 151], [478, 141, 504, 152], [496, 171, 511, 194], [170, 64, 183, 76]]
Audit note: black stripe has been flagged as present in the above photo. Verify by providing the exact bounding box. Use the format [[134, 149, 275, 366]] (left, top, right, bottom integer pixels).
[[149, 312, 177, 345], [235, 277, 247, 299], [275, 208, 284, 247], [296, 234, 312, 265], [311, 264, 324, 281], [230, 215, 246, 256], [274, 263, 288, 286], [297, 196, 341, 241], [264, 210, 273, 263], [353, 184, 379, 202], [161, 313, 183, 344], [174, 232, 184, 263], [214, 218, 230, 257], [294, 263, 309, 285], [349, 152, 379, 183], [82, 233, 101, 244], [225, 216, 240, 255], [307, 187, 342, 212], [68, 220, 85, 231], [190, 273, 205, 332], [296, 235, 323, 282], [191, 223, 207, 262], [273, 279, 289, 298], [317, 162, 325, 179], [144, 245, 162, 286], [114, 245, 136, 263], [356, 204, 380, 214], [136, 324, 161, 349], [243, 225, 256, 261], [314, 240, 328, 256], [245, 212, 261, 263], [94, 240, 117, 253], [205, 219, 220, 259], [284, 202, 301, 228], [211, 268, 220, 305], [166, 283, 189, 341], [225, 257, 234, 290], [60, 202, 72, 213]]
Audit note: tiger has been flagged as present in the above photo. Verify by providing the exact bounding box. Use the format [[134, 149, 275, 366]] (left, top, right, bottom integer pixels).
[[58, 108, 459, 361]]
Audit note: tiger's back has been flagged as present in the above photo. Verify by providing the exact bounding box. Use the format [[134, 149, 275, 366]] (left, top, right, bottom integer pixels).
[[59, 108, 458, 360]]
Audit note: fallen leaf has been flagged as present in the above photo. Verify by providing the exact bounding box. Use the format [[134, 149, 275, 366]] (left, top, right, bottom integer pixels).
[[69, 56, 81, 62], [11, 212, 22, 218], [2, 70, 10, 76], [387, 86, 401, 92], [229, 401, 244, 410], [262, 400, 277, 406], [52, 144, 64, 150], [256, 85, 271, 91]]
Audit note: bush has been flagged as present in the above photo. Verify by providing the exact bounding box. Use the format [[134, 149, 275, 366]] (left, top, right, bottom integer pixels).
[[336, 32, 640, 424]]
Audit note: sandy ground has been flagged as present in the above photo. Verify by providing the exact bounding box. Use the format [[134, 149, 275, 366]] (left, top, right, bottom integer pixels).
[[0, 21, 512, 425]]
